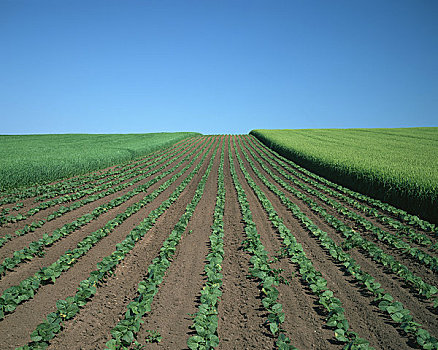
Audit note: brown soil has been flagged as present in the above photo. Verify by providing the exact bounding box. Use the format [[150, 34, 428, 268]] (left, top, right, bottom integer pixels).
[[0, 137, 205, 254], [238, 135, 438, 330], [247, 136, 438, 244], [0, 135, 436, 350]]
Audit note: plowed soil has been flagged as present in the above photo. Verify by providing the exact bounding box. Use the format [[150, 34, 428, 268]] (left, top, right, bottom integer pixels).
[[0, 135, 436, 350]]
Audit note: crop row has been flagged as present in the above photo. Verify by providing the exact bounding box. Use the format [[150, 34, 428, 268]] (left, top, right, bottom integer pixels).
[[0, 136, 199, 209], [0, 138, 212, 278], [236, 136, 438, 349], [106, 138, 220, 350], [14, 137, 218, 350], [239, 136, 438, 306], [242, 136, 438, 272], [0, 138, 215, 321], [0, 137, 207, 249], [228, 138, 295, 349], [186, 141, 225, 349], [233, 137, 370, 349], [247, 136, 437, 250], [249, 135, 437, 234], [0, 136, 201, 227]]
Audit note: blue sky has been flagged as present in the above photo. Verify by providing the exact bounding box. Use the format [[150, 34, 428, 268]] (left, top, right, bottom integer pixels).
[[1, 0, 437, 135]]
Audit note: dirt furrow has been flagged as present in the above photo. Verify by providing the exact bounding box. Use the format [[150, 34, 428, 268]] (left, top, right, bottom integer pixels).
[[0, 139, 209, 293], [0, 138, 206, 260], [216, 138, 274, 350], [0, 138, 203, 251], [231, 143, 338, 350], [0, 138, 216, 350], [248, 136, 436, 240], [234, 137, 416, 349], [241, 136, 438, 301], [133, 141, 222, 349], [245, 137, 438, 258], [46, 138, 219, 350]]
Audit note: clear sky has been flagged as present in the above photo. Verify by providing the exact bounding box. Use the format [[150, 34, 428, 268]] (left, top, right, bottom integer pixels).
[[1, 0, 437, 135]]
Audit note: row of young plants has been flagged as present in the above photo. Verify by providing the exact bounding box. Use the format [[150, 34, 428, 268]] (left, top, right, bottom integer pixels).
[[30, 137, 201, 204], [0, 137, 208, 249], [0, 136, 190, 223], [236, 138, 438, 349], [242, 137, 438, 271], [15, 139, 219, 350], [0, 140, 165, 206], [0, 203, 24, 217], [0, 139, 215, 320], [0, 169, 115, 206], [245, 137, 438, 250], [0, 138, 197, 205], [249, 135, 437, 234], [228, 138, 295, 350], [240, 137, 438, 302], [186, 142, 225, 350], [233, 137, 370, 349], [246, 136, 438, 251], [104, 140, 221, 350], [246, 136, 438, 250], [0, 135, 199, 207], [0, 139, 199, 249], [0, 136, 202, 227], [28, 140, 186, 203], [31, 164, 140, 203], [239, 137, 438, 306], [0, 138, 211, 278], [29, 137, 193, 203]]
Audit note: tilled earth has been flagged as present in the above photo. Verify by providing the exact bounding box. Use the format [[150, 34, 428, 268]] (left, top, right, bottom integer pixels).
[[0, 135, 437, 350]]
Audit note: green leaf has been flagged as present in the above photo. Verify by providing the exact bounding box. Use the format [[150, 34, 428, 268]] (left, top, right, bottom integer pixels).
[[381, 293, 394, 302], [378, 300, 391, 311], [334, 329, 348, 342], [387, 302, 403, 314], [208, 334, 219, 347], [269, 321, 279, 335], [187, 335, 204, 349], [272, 303, 283, 313], [121, 330, 134, 345], [30, 333, 43, 342], [391, 312, 405, 323], [105, 339, 118, 350]]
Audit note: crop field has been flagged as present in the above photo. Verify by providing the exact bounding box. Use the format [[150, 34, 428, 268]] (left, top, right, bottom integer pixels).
[[0, 134, 437, 349], [0, 132, 200, 191], [250, 128, 438, 224]]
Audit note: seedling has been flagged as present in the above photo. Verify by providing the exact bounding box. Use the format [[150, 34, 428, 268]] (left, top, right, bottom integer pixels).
[[144, 330, 162, 343]]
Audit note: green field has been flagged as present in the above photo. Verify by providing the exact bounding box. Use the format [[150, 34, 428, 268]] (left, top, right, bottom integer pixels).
[[250, 127, 438, 223], [0, 132, 200, 191]]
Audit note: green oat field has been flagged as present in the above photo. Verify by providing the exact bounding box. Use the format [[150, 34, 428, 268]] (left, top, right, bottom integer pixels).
[[0, 132, 200, 192], [0, 134, 437, 350], [250, 128, 438, 224]]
